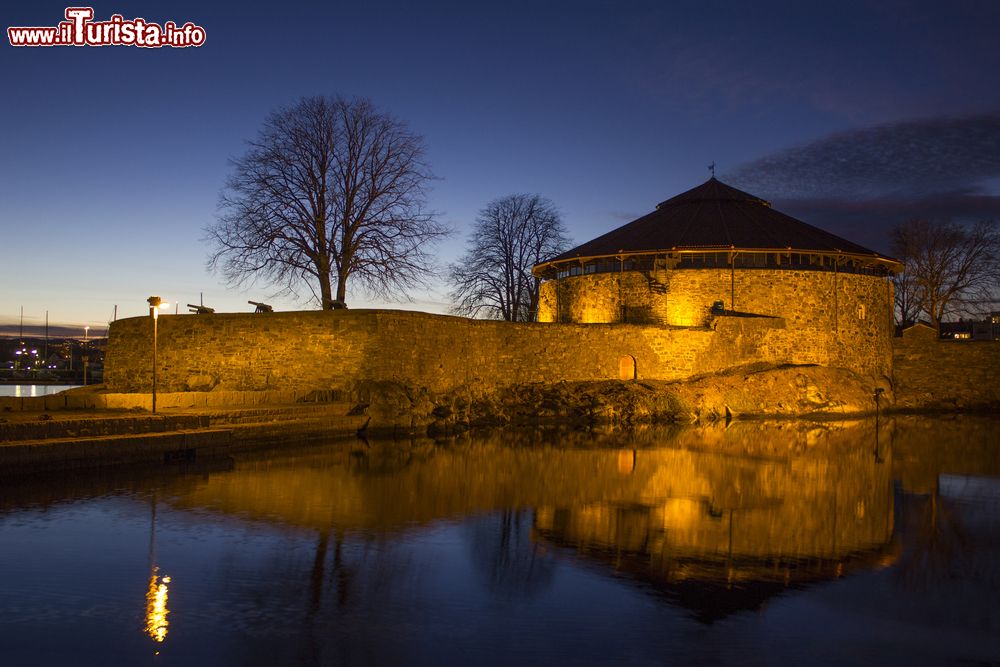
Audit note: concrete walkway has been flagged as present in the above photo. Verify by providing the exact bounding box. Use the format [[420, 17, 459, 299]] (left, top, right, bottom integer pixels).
[[0, 402, 368, 472]]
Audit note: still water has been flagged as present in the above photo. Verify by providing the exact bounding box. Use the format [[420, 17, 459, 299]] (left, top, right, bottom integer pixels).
[[1, 417, 998, 665], [0, 384, 81, 397]]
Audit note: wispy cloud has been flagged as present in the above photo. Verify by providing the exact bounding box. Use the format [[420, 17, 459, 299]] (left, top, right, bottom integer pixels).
[[725, 113, 1000, 252], [728, 112, 1000, 198], [607, 210, 644, 222]]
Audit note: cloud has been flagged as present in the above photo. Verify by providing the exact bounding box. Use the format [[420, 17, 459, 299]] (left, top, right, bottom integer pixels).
[[608, 210, 644, 222], [725, 113, 1000, 252], [728, 112, 1000, 199], [778, 190, 1000, 255]]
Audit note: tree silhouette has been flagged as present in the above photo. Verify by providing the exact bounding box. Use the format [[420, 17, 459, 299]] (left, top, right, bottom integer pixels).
[[449, 194, 570, 321], [890, 218, 999, 328], [208, 96, 448, 309]]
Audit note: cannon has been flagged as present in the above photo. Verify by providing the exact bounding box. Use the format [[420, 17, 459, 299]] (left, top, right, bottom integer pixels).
[[249, 300, 273, 313], [187, 304, 215, 314]]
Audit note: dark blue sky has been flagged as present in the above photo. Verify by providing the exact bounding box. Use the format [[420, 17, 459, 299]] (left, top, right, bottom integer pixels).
[[3, 0, 999, 330]]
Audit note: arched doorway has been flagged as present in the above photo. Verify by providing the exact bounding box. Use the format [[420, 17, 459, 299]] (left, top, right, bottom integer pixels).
[[618, 355, 636, 381]]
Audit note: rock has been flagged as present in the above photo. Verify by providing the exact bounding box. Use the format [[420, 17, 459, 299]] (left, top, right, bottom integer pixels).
[[432, 405, 452, 419], [351, 365, 885, 438], [185, 374, 219, 392]]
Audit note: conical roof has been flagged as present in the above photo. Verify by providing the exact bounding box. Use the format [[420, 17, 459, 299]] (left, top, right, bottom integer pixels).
[[536, 178, 899, 273]]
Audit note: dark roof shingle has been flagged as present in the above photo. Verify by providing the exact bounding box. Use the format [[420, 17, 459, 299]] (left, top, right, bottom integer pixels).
[[545, 178, 891, 264]]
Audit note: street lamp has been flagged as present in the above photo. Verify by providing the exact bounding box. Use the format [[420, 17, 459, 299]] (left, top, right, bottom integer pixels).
[[147, 296, 169, 414]]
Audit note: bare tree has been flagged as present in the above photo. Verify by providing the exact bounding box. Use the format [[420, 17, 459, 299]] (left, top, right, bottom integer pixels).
[[892, 266, 921, 327], [890, 218, 1000, 328], [207, 96, 448, 309], [449, 194, 570, 321]]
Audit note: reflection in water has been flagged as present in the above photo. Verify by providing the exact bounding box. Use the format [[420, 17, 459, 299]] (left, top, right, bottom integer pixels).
[[531, 435, 895, 621], [144, 492, 170, 645], [0, 417, 998, 664], [0, 384, 81, 397], [157, 420, 898, 623], [889, 472, 1000, 636], [144, 569, 171, 643], [467, 511, 555, 598]]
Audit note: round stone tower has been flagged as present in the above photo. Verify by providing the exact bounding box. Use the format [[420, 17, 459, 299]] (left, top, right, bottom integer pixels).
[[533, 177, 902, 378]]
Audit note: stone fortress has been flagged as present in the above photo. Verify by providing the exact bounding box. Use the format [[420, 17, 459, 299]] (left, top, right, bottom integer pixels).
[[104, 178, 905, 409], [534, 178, 900, 379]]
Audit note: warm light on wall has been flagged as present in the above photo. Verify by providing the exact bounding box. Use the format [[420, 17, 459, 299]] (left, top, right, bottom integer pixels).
[[666, 301, 707, 327], [579, 306, 607, 324]]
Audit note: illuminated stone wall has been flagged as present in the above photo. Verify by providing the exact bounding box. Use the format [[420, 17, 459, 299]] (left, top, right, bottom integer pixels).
[[105, 309, 800, 394], [538, 268, 894, 378], [893, 333, 1000, 410]]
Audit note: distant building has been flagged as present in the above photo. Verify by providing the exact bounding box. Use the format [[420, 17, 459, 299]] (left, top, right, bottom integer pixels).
[[972, 320, 993, 341], [900, 321, 937, 341], [940, 316, 1000, 341]]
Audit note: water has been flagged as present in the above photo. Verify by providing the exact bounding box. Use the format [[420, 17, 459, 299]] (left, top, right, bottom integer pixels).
[[0, 384, 81, 397], [1, 417, 998, 665]]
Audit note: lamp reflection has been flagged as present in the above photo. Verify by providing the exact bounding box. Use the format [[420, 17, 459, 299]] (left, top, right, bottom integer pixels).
[[144, 491, 171, 645], [145, 568, 171, 643]]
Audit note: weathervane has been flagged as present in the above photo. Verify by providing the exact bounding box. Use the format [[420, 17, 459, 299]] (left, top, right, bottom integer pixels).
[[708, 161, 716, 178]]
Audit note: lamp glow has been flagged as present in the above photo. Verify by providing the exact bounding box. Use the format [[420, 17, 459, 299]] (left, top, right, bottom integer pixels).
[[144, 569, 171, 643]]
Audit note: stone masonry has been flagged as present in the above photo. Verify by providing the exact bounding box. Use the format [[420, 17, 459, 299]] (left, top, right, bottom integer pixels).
[[893, 328, 1000, 410], [537, 268, 894, 379], [106, 309, 814, 395]]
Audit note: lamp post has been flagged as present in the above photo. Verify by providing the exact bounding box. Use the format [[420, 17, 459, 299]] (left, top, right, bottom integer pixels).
[[147, 296, 168, 414]]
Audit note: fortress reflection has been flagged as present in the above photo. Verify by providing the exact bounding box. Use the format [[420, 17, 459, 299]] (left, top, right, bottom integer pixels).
[[158, 421, 897, 619], [1, 417, 997, 663], [532, 442, 895, 620]]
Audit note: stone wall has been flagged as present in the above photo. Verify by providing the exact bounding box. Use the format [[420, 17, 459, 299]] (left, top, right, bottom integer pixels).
[[105, 309, 803, 395], [538, 268, 894, 378], [893, 330, 1000, 410]]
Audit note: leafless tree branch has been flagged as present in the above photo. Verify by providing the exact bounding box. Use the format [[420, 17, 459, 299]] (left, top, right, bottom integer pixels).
[[890, 218, 1000, 328], [206, 96, 449, 309], [448, 194, 570, 321]]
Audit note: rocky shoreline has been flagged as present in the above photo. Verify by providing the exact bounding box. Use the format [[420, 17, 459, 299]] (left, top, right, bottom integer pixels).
[[3, 363, 996, 472], [354, 364, 897, 437]]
